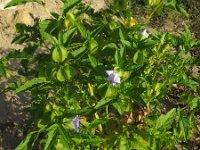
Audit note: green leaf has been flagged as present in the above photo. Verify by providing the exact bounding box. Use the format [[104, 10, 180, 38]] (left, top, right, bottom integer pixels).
[[62, 64, 75, 80], [94, 98, 114, 110], [56, 68, 65, 82], [119, 28, 125, 40], [58, 125, 71, 150], [58, 31, 64, 45], [89, 38, 98, 54], [121, 40, 131, 48], [39, 19, 58, 33], [64, 107, 93, 117], [71, 46, 87, 58], [5, 0, 43, 8], [176, 4, 189, 17], [12, 34, 28, 44], [62, 0, 81, 14], [181, 74, 198, 91], [63, 27, 76, 46], [88, 54, 98, 68], [75, 21, 89, 39], [119, 136, 129, 150], [0, 60, 7, 79], [103, 43, 118, 50], [191, 97, 200, 112], [156, 108, 176, 130], [133, 50, 144, 65], [16, 77, 49, 93], [131, 132, 150, 149], [44, 124, 58, 150], [105, 86, 117, 98], [52, 46, 68, 63], [15, 131, 39, 150], [40, 30, 56, 45], [115, 49, 123, 67], [6, 50, 32, 59], [72, 137, 103, 145], [177, 109, 190, 140]]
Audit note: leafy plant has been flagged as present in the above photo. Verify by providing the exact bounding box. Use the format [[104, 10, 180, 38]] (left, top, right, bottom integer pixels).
[[1, 0, 199, 149]]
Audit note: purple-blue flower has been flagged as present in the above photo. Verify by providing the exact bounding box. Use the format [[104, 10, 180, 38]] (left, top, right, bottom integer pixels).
[[72, 115, 79, 132], [106, 70, 120, 86]]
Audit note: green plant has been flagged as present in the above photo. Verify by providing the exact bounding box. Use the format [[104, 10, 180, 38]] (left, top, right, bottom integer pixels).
[[1, 0, 199, 149]]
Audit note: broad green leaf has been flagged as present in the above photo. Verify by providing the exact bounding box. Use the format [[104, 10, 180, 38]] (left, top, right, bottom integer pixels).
[[71, 46, 87, 58], [0, 60, 7, 79], [89, 38, 98, 54], [133, 50, 144, 65], [62, 64, 75, 80], [44, 124, 58, 150], [40, 30, 56, 45], [52, 46, 68, 63], [94, 98, 114, 110], [156, 108, 176, 130], [56, 68, 65, 82], [119, 28, 125, 40], [105, 86, 117, 98], [75, 21, 89, 39], [131, 131, 150, 149], [88, 54, 98, 68], [16, 77, 49, 93], [39, 19, 58, 33], [119, 136, 129, 150], [103, 43, 118, 50], [121, 40, 131, 48], [58, 125, 71, 150], [15, 131, 39, 150], [63, 27, 76, 45], [5, 0, 43, 8]]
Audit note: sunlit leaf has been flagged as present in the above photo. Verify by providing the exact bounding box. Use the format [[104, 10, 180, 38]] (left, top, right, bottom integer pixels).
[[15, 131, 39, 150], [5, 0, 43, 8], [16, 78, 49, 93], [156, 108, 176, 130], [44, 124, 58, 150]]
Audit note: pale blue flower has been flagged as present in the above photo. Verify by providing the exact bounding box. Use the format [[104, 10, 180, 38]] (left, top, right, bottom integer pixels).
[[106, 70, 120, 86], [72, 115, 79, 132], [139, 29, 149, 38]]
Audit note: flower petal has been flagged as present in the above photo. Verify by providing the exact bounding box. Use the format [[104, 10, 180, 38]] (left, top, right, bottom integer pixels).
[[106, 70, 114, 76], [114, 75, 120, 84], [72, 115, 79, 132]]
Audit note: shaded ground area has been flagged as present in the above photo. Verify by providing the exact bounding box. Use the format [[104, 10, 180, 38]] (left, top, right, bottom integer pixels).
[[0, 0, 199, 149]]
